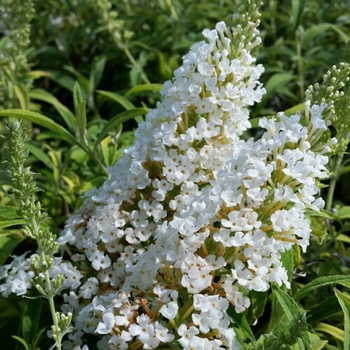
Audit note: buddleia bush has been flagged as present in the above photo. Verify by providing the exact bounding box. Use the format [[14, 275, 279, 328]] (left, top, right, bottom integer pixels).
[[1, 1, 350, 349]]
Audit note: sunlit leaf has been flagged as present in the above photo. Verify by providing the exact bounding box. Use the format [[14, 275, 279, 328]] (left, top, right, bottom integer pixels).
[[125, 83, 163, 96], [94, 108, 148, 148], [0, 109, 79, 146], [336, 206, 350, 220], [314, 323, 344, 342]]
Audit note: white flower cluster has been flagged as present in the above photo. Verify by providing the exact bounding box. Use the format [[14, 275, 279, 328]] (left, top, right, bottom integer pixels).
[[0, 4, 336, 350]]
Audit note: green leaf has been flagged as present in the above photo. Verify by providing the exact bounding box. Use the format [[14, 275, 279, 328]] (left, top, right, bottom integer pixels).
[[248, 290, 268, 321], [22, 295, 42, 349], [30, 88, 77, 132], [336, 206, 350, 220], [94, 108, 148, 149], [290, 0, 306, 32], [100, 135, 119, 167], [25, 142, 53, 170], [307, 295, 341, 325], [284, 103, 306, 116], [31, 328, 46, 350], [294, 275, 350, 301], [14, 84, 30, 110], [73, 82, 84, 114], [267, 286, 300, 334], [76, 100, 87, 143], [0, 206, 20, 220], [0, 109, 79, 146], [228, 307, 255, 342], [281, 248, 294, 284], [89, 56, 107, 93], [273, 286, 300, 322], [45, 70, 76, 92], [125, 83, 163, 96], [331, 25, 350, 44], [305, 209, 333, 219], [272, 287, 309, 347], [0, 234, 24, 265], [64, 65, 89, 97], [336, 233, 350, 244], [334, 289, 350, 350], [97, 90, 135, 110], [260, 73, 295, 109], [0, 219, 26, 229], [301, 332, 327, 350], [314, 323, 344, 342], [11, 336, 30, 350], [303, 23, 350, 47]]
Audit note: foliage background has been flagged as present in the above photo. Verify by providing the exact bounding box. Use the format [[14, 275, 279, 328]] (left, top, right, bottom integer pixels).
[[0, 0, 350, 349]]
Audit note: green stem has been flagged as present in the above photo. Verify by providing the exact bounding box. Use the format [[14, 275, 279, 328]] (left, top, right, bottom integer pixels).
[[296, 29, 304, 100], [79, 141, 108, 176], [122, 44, 151, 85], [325, 157, 340, 211], [325, 134, 350, 211], [42, 252, 62, 350]]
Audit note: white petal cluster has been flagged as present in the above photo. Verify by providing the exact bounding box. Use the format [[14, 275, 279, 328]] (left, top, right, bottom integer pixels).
[[0, 253, 34, 297], [0, 8, 335, 350]]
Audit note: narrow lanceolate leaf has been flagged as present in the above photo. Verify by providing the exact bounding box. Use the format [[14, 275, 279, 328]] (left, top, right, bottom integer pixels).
[[97, 90, 135, 110], [260, 72, 294, 108], [294, 275, 350, 301], [76, 100, 87, 143], [89, 56, 107, 93], [302, 23, 350, 46], [334, 289, 350, 350], [314, 323, 344, 342], [73, 83, 87, 142], [30, 88, 77, 132], [290, 0, 306, 32], [73, 81, 84, 113], [101, 135, 119, 167], [0, 109, 79, 146], [94, 108, 148, 148], [11, 336, 30, 350], [125, 83, 163, 96], [273, 286, 301, 322], [25, 142, 53, 170], [64, 65, 89, 97], [14, 84, 30, 110]]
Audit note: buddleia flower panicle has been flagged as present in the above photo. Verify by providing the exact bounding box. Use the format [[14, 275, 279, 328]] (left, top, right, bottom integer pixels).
[[1, 1, 348, 349]]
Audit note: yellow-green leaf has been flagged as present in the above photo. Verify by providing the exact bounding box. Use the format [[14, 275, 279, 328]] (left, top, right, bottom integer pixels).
[[314, 323, 344, 342], [334, 289, 350, 350], [94, 108, 148, 148], [125, 83, 163, 96]]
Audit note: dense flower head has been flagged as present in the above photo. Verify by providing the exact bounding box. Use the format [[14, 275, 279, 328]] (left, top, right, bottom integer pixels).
[[0, 2, 340, 349]]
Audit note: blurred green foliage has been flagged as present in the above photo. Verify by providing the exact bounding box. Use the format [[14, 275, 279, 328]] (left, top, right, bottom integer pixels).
[[0, 0, 350, 349]]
